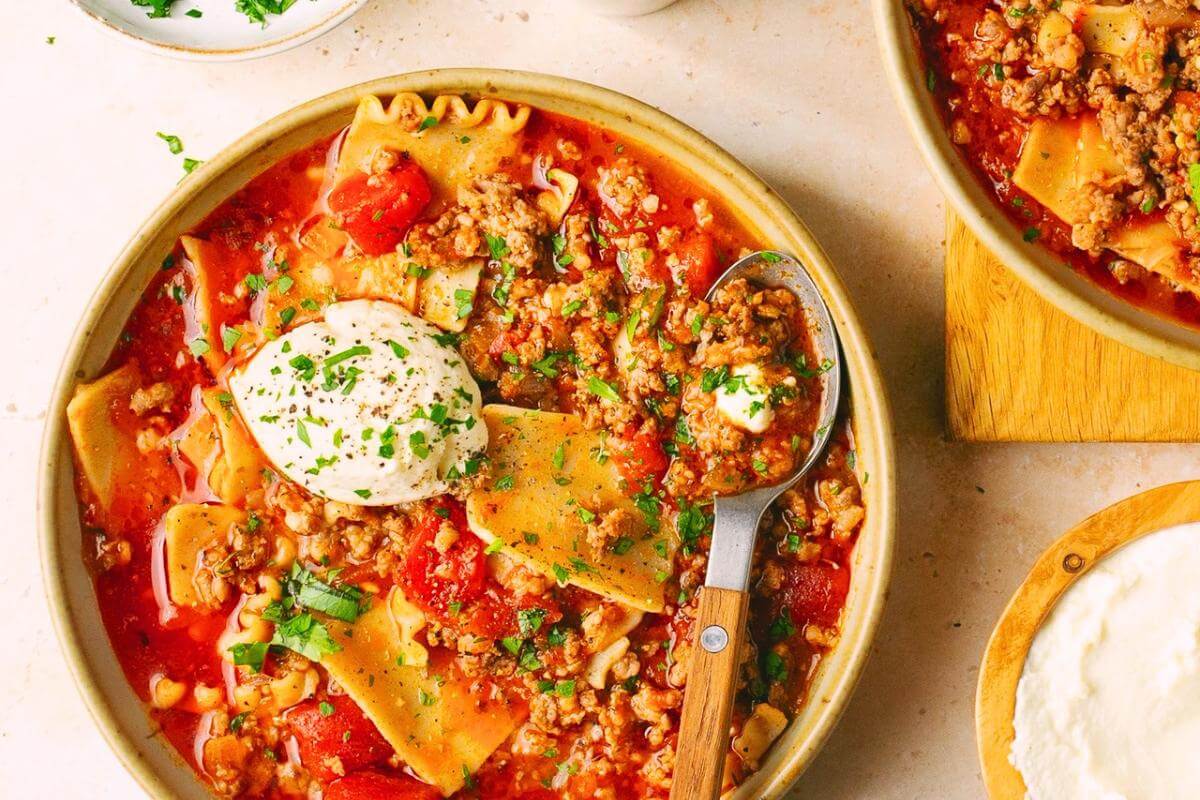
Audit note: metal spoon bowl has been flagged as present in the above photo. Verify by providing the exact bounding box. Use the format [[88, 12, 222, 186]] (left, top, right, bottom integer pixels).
[[703, 249, 843, 593]]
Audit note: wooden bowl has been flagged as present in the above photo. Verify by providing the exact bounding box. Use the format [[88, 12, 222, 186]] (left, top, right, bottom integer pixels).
[[873, 0, 1200, 370], [37, 70, 896, 799], [976, 480, 1200, 797]]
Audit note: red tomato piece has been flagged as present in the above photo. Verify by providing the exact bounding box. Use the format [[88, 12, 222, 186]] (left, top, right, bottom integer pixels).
[[328, 161, 432, 256], [401, 500, 486, 616], [285, 696, 391, 783], [674, 233, 720, 297], [465, 591, 562, 641], [612, 429, 669, 490], [325, 771, 441, 800], [780, 562, 850, 628]]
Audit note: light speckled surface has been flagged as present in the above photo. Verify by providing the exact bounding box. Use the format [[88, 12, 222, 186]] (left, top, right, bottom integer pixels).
[[3, 1, 1196, 797]]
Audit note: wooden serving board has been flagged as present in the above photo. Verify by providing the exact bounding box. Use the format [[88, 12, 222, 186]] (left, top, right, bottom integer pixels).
[[945, 213, 1200, 441], [976, 480, 1200, 798]]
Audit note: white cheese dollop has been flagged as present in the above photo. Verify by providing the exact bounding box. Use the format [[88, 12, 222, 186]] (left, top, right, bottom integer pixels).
[[229, 299, 486, 506], [713, 364, 774, 434], [1011, 522, 1200, 800]]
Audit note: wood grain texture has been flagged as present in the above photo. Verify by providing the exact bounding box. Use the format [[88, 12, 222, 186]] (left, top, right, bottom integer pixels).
[[670, 586, 751, 800], [945, 213, 1200, 441], [976, 480, 1200, 798]]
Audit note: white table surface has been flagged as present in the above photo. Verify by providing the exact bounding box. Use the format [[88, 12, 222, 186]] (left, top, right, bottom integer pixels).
[[3, 1, 1195, 797]]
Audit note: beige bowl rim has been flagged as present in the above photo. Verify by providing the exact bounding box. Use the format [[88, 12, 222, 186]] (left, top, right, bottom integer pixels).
[[37, 68, 896, 799]]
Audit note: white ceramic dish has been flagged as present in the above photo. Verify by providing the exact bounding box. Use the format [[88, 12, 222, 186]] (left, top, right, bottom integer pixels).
[[71, 0, 367, 61]]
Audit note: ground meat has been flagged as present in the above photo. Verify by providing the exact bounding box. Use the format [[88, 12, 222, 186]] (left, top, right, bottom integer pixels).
[[597, 158, 653, 219], [631, 685, 681, 747], [406, 174, 551, 272], [584, 507, 639, 555], [129, 381, 174, 415]]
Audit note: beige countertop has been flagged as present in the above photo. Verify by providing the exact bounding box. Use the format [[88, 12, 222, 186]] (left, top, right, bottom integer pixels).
[[3, 0, 1195, 796]]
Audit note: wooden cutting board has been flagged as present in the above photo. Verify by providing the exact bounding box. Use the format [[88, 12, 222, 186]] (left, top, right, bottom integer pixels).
[[945, 213, 1200, 441]]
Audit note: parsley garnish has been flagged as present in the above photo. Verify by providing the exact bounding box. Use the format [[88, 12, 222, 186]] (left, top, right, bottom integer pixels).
[[235, 0, 299, 26], [130, 0, 176, 19], [156, 132, 183, 155], [587, 376, 621, 403]]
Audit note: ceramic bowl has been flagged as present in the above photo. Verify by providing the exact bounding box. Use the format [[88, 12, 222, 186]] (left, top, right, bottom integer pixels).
[[873, 0, 1200, 370], [71, 0, 367, 61], [39, 69, 896, 799]]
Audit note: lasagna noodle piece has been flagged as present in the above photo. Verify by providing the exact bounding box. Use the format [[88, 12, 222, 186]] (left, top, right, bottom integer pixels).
[[1013, 115, 1188, 287], [333, 94, 531, 200], [180, 236, 233, 375], [466, 404, 675, 613], [198, 389, 269, 506], [319, 595, 524, 796], [163, 503, 245, 607], [66, 362, 177, 518]]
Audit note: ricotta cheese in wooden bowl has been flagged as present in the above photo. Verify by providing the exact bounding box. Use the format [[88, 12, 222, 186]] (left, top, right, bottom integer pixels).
[[977, 482, 1200, 799]]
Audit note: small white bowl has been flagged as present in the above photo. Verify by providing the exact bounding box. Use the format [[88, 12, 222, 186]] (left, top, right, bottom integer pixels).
[[71, 0, 367, 62], [570, 0, 678, 15]]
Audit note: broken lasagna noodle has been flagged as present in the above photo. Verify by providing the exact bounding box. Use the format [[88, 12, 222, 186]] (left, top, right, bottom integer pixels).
[[66, 94, 863, 799], [910, 0, 1200, 322]]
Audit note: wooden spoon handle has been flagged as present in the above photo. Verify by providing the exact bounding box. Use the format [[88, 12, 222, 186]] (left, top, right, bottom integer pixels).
[[670, 585, 752, 800]]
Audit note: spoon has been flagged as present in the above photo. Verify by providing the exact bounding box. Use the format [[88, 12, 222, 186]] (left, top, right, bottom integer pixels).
[[670, 250, 842, 800]]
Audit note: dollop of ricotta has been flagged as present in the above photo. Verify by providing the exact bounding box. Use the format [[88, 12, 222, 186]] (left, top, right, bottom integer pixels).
[[713, 364, 775, 434], [1011, 522, 1200, 800], [229, 299, 486, 506]]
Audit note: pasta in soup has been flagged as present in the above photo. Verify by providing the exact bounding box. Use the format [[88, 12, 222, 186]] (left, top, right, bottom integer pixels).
[[66, 93, 864, 799], [909, 0, 1200, 325]]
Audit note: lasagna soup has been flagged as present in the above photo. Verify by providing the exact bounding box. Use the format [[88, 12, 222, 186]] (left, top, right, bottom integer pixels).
[[910, 0, 1200, 324], [66, 93, 864, 799]]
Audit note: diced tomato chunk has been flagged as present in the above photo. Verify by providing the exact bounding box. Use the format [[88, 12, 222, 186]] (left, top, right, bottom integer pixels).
[[285, 696, 391, 783], [612, 429, 669, 490], [465, 591, 562, 641], [325, 771, 441, 800], [779, 562, 850, 628], [328, 160, 432, 256], [401, 500, 486, 616], [400, 500, 561, 639], [674, 233, 720, 297]]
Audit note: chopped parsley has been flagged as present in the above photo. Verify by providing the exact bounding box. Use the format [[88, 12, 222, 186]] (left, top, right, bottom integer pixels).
[[229, 642, 268, 672], [532, 352, 564, 378], [235, 0, 300, 26], [485, 233, 510, 261], [1188, 163, 1200, 211], [586, 376, 621, 403], [156, 132, 184, 155], [221, 326, 242, 353], [130, 0, 176, 18], [454, 288, 474, 319]]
